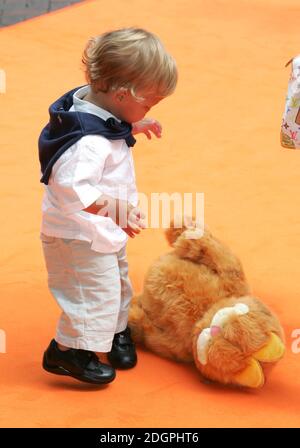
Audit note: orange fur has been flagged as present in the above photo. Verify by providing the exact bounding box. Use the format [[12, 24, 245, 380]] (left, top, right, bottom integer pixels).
[[129, 222, 285, 387]]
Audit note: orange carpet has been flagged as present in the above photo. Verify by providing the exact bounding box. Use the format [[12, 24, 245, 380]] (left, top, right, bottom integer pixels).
[[1, 0, 300, 428]]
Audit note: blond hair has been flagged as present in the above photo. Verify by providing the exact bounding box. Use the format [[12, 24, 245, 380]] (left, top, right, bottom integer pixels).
[[82, 28, 177, 100]]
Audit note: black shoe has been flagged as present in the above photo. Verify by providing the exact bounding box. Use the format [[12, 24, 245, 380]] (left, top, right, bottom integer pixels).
[[42, 339, 116, 385], [107, 327, 137, 369]]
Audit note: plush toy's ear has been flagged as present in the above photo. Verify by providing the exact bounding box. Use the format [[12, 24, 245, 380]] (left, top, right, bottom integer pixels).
[[252, 332, 285, 363], [233, 333, 285, 388], [233, 358, 265, 388]]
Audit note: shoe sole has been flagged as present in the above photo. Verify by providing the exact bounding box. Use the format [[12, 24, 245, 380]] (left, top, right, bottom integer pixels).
[[107, 357, 137, 370], [42, 355, 116, 385]]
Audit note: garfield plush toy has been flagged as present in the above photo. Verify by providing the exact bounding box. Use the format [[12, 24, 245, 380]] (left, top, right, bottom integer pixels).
[[129, 220, 285, 388]]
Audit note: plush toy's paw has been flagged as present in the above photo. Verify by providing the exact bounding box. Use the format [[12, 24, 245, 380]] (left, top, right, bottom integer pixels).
[[193, 298, 285, 388]]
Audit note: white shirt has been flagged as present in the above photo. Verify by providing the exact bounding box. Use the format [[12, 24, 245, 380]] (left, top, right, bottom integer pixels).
[[41, 85, 138, 253]]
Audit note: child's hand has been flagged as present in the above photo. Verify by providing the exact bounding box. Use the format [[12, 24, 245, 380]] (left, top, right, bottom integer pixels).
[[84, 195, 146, 238], [122, 204, 146, 238], [132, 118, 162, 139]]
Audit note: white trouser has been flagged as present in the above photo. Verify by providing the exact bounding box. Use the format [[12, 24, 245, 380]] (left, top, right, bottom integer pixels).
[[40, 233, 133, 352]]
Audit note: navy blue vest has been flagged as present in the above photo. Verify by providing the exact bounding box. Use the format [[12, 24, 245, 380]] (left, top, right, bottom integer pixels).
[[38, 86, 136, 184]]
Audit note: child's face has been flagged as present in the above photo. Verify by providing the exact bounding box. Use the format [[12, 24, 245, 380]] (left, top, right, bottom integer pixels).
[[113, 89, 164, 123]]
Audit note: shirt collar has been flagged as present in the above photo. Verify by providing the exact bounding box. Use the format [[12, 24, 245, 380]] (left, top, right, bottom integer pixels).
[[72, 85, 121, 122]]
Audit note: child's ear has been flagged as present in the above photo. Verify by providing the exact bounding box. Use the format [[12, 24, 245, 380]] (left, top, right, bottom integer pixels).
[[115, 87, 128, 102]]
